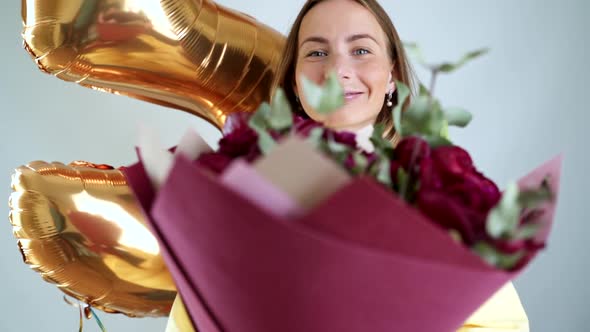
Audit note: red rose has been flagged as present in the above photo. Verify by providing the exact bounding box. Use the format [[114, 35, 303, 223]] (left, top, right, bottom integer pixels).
[[416, 189, 482, 244], [218, 126, 260, 159], [395, 136, 431, 172], [414, 144, 501, 244], [294, 117, 322, 136], [222, 113, 252, 135], [196, 152, 233, 174], [329, 131, 358, 149], [431, 146, 475, 183]]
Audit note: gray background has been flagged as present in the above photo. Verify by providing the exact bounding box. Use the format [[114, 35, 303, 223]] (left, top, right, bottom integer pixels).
[[0, 0, 587, 331]]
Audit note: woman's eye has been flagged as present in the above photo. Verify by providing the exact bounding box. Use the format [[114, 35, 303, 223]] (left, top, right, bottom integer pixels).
[[353, 48, 370, 55], [307, 50, 327, 57]]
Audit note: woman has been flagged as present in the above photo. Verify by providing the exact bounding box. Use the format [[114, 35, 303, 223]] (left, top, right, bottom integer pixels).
[[272, 0, 414, 149], [166, 1, 530, 331]]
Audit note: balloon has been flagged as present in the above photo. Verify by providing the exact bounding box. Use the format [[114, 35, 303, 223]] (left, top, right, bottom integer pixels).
[[21, 0, 285, 129], [9, 161, 177, 317], [16, 0, 289, 317]]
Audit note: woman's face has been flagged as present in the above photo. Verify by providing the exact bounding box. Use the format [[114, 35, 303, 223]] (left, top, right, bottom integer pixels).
[[295, 0, 394, 131]]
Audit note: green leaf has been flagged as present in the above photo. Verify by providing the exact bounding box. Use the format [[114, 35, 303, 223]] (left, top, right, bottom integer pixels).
[[301, 76, 322, 108], [486, 182, 521, 239], [255, 130, 276, 155], [301, 72, 344, 115], [375, 157, 392, 187], [514, 222, 542, 240], [318, 71, 345, 113], [248, 103, 277, 154], [327, 139, 349, 154], [352, 152, 369, 174], [436, 48, 489, 73], [397, 167, 409, 200], [370, 124, 391, 151], [306, 127, 324, 147], [423, 134, 452, 148], [269, 88, 293, 130], [249, 102, 271, 131], [403, 42, 427, 66], [440, 119, 449, 139], [473, 241, 525, 270], [401, 96, 446, 137], [418, 83, 431, 97], [444, 107, 473, 127], [518, 178, 552, 210], [392, 81, 411, 137]]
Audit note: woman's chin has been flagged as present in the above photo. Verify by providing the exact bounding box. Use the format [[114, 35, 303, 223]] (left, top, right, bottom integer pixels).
[[323, 112, 373, 132]]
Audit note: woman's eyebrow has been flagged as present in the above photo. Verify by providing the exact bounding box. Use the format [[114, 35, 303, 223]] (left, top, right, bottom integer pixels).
[[346, 33, 378, 44], [300, 36, 328, 48], [300, 33, 378, 48]]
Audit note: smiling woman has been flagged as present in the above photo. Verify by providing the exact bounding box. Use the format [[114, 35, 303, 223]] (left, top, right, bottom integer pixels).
[[272, 0, 415, 145], [166, 0, 531, 331]]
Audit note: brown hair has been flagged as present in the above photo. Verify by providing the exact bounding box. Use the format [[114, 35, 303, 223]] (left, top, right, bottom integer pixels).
[[271, 0, 415, 144]]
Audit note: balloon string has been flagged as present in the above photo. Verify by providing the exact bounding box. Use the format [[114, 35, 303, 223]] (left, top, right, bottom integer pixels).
[[63, 296, 107, 332], [88, 307, 106, 331]]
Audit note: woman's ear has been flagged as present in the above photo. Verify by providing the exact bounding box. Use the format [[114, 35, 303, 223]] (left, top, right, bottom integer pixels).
[[387, 72, 396, 94]]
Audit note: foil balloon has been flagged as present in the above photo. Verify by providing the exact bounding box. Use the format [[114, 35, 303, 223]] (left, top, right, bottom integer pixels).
[[9, 161, 177, 317], [21, 0, 285, 129]]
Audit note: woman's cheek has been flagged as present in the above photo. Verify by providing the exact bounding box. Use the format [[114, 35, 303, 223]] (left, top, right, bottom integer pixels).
[[298, 62, 326, 85]]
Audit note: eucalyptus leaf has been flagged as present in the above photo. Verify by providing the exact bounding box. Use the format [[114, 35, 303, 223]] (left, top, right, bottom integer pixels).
[[301, 72, 344, 115], [327, 139, 349, 154], [306, 127, 325, 147], [249, 102, 273, 134], [518, 179, 552, 210], [444, 107, 473, 127], [402, 95, 445, 136], [269, 89, 293, 130], [426, 105, 446, 136], [486, 182, 521, 239], [392, 81, 411, 137], [424, 134, 452, 148], [318, 71, 344, 113], [301, 76, 323, 109], [473, 241, 525, 270], [352, 153, 369, 173], [376, 158, 392, 187], [254, 130, 276, 155], [440, 119, 449, 140], [397, 167, 409, 199], [370, 124, 391, 152], [418, 83, 431, 97], [403, 42, 427, 66], [514, 222, 543, 240], [437, 48, 489, 73]]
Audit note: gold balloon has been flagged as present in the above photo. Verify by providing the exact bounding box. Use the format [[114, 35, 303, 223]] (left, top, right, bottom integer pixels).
[[21, 0, 285, 129], [9, 161, 177, 317], [17, 0, 287, 318]]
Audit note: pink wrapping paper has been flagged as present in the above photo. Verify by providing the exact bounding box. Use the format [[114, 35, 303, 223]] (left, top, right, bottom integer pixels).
[[123, 152, 561, 332]]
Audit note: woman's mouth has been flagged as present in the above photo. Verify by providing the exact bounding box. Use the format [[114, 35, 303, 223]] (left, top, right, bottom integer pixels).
[[344, 91, 363, 102]]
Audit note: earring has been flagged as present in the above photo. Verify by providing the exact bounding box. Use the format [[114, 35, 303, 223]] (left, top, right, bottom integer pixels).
[[386, 90, 393, 107]]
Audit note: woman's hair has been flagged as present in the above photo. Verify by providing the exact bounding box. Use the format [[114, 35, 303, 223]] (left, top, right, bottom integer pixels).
[[271, 0, 415, 143]]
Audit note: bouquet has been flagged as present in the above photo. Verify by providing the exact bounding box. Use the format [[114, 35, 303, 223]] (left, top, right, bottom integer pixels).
[[122, 49, 561, 332]]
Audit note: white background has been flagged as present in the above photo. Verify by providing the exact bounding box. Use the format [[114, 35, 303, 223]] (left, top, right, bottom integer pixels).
[[0, 0, 587, 331]]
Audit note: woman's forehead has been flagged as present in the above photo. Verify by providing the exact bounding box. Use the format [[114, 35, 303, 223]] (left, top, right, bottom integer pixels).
[[298, 0, 385, 43]]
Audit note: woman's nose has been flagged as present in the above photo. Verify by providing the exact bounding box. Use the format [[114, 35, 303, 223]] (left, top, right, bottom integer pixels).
[[326, 54, 352, 81]]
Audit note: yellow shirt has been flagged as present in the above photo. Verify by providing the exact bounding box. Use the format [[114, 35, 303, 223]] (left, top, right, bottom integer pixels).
[[165, 283, 529, 332]]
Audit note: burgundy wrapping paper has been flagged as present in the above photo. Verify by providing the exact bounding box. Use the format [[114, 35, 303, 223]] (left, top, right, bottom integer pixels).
[[123, 153, 561, 332]]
